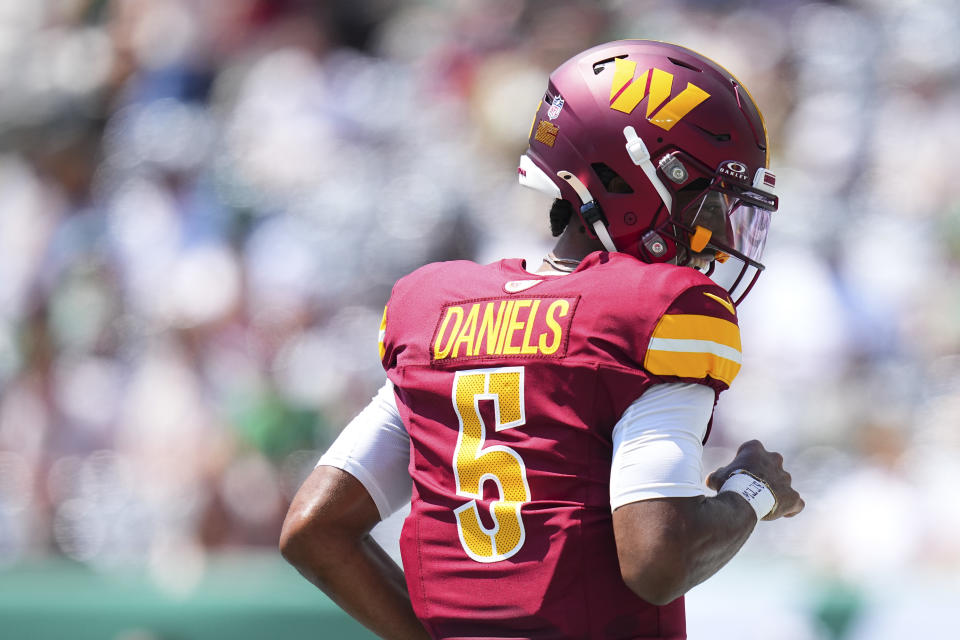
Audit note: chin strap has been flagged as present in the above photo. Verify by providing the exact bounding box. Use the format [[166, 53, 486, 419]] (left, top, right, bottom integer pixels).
[[623, 126, 673, 212], [556, 170, 618, 252]]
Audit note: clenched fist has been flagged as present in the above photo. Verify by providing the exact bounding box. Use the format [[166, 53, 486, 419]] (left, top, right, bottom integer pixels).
[[706, 440, 805, 521]]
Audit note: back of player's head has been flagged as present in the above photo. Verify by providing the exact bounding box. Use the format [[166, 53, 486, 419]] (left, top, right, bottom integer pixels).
[[520, 40, 779, 304]]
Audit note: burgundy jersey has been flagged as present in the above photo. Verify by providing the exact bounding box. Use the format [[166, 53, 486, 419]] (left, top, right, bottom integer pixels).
[[379, 251, 742, 640]]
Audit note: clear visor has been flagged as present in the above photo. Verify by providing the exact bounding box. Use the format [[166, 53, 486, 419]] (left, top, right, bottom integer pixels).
[[678, 191, 771, 263], [654, 153, 778, 305], [726, 200, 771, 262]]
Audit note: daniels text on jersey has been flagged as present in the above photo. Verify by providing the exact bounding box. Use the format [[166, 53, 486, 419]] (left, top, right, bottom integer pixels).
[[431, 296, 579, 362]]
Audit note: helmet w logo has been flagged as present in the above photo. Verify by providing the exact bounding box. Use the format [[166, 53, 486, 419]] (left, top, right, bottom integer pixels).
[[609, 58, 710, 131]]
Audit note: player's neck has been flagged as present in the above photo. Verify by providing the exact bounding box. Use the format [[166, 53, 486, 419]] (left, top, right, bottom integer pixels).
[[536, 224, 606, 274]]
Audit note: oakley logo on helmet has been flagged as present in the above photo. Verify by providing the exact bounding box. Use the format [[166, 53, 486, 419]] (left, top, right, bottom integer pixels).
[[718, 160, 751, 184], [722, 161, 748, 174], [609, 58, 710, 131]]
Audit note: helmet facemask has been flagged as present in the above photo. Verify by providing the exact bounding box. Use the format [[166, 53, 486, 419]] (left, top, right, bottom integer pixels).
[[651, 151, 778, 305]]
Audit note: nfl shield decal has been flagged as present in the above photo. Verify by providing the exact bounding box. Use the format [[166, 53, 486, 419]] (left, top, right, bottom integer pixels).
[[547, 95, 564, 120]]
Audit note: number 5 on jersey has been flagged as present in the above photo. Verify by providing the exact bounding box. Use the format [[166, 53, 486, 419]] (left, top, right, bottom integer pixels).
[[452, 367, 531, 563]]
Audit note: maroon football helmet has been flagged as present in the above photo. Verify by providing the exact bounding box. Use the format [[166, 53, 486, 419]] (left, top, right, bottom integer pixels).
[[519, 40, 778, 305]]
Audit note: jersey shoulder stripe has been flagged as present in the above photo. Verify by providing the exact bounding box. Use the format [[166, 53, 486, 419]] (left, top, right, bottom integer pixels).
[[643, 284, 742, 387], [649, 313, 740, 347]]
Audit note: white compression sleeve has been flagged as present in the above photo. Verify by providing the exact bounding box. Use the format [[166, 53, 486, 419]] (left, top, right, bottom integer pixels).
[[609, 382, 715, 511], [318, 380, 412, 519]]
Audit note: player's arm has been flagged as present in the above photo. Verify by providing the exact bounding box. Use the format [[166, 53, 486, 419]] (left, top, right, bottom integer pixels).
[[279, 383, 430, 640], [281, 466, 428, 640], [609, 384, 803, 606]]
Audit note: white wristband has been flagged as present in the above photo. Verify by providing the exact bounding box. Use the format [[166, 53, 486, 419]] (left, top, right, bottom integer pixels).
[[719, 470, 776, 520]]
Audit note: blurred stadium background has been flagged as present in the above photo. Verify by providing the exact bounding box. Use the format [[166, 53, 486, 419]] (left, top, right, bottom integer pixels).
[[1, 0, 958, 638]]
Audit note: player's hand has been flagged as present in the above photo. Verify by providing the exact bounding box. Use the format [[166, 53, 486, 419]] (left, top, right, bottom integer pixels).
[[705, 439, 804, 521]]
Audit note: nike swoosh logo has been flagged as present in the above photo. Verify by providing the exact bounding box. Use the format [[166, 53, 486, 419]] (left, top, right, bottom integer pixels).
[[504, 279, 543, 293], [703, 291, 736, 316]]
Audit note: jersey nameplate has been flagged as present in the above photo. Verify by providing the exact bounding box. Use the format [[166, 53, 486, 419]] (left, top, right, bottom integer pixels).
[[432, 296, 579, 363]]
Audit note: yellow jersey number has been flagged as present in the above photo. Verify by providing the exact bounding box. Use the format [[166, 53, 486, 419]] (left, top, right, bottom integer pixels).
[[451, 367, 530, 563]]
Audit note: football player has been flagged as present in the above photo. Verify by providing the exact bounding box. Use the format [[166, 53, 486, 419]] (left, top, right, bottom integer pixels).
[[281, 40, 804, 640]]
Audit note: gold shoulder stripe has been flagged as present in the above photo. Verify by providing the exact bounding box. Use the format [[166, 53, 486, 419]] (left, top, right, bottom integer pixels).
[[645, 313, 742, 385], [651, 314, 740, 351], [703, 291, 736, 316], [645, 349, 742, 385]]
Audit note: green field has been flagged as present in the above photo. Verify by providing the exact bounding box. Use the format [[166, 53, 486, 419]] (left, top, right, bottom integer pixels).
[[0, 552, 377, 640]]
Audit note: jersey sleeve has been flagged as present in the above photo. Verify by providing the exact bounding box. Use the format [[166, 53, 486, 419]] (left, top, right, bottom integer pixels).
[[643, 283, 742, 392], [317, 380, 412, 519], [378, 265, 442, 374], [379, 294, 403, 375]]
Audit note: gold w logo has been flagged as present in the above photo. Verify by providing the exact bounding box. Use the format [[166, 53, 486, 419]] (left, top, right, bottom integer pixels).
[[609, 58, 710, 131]]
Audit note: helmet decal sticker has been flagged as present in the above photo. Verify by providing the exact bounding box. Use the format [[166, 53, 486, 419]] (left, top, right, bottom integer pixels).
[[534, 120, 559, 147], [722, 161, 748, 174], [608, 58, 710, 131], [718, 160, 750, 183], [547, 95, 564, 120]]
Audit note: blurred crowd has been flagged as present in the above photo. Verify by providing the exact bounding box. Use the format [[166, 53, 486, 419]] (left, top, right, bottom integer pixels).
[[0, 0, 959, 637]]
